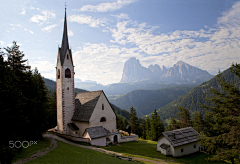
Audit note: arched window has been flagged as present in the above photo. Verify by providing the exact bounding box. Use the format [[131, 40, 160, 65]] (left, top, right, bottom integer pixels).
[[102, 104, 104, 110], [67, 55, 69, 59], [57, 69, 60, 79], [65, 68, 71, 78], [100, 117, 106, 122]]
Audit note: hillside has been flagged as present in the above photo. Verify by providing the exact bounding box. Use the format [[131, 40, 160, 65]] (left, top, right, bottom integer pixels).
[[109, 85, 196, 117], [43, 77, 130, 119], [156, 67, 240, 122], [43, 77, 87, 96]]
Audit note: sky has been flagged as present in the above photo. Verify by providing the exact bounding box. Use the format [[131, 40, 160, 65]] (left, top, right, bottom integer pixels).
[[1, 0, 240, 85]]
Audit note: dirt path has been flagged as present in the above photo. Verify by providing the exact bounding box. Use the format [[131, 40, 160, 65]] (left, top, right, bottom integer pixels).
[[14, 133, 170, 164], [13, 137, 58, 164]]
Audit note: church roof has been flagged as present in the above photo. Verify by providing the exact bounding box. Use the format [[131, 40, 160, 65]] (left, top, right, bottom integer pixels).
[[160, 127, 200, 148], [67, 123, 79, 131], [58, 8, 73, 66], [72, 90, 117, 122], [84, 126, 110, 139], [72, 90, 103, 122]]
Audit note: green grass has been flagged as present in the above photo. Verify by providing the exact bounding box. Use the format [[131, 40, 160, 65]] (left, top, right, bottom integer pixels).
[[12, 138, 51, 163], [103, 139, 226, 164], [26, 140, 142, 164]]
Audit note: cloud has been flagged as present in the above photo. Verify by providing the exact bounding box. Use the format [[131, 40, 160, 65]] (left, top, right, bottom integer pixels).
[[73, 43, 141, 85], [42, 24, 57, 32], [68, 30, 73, 36], [29, 10, 56, 25], [78, 0, 135, 12], [30, 6, 35, 10], [69, 15, 107, 27], [30, 60, 55, 72], [111, 13, 129, 20], [107, 1, 240, 76], [24, 28, 34, 34], [0, 41, 4, 46], [21, 9, 26, 15]]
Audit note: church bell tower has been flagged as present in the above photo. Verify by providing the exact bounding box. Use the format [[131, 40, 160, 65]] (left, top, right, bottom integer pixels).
[[56, 7, 75, 134]]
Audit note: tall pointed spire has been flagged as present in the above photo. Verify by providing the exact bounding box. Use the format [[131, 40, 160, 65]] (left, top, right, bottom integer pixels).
[[58, 6, 73, 66], [61, 7, 69, 50]]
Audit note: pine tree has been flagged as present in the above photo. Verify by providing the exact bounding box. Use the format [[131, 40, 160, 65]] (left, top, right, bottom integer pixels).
[[199, 64, 240, 164], [141, 118, 146, 139], [165, 117, 180, 131], [192, 111, 205, 133], [177, 106, 192, 128], [145, 115, 151, 140], [129, 107, 140, 135], [150, 109, 164, 140]]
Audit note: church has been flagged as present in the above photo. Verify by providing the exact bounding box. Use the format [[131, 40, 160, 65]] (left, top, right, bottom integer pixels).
[[54, 8, 137, 146]]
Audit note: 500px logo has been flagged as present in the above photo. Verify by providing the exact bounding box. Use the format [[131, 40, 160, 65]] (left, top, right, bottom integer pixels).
[[9, 141, 37, 148]]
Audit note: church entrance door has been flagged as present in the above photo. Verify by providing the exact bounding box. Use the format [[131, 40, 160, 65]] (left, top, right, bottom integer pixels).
[[113, 135, 118, 144]]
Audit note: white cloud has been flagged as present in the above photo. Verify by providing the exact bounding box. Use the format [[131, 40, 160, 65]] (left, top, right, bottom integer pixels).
[[107, 1, 240, 76], [21, 9, 26, 15], [69, 14, 107, 27], [73, 43, 141, 85], [78, 0, 135, 12], [24, 28, 34, 34], [30, 60, 55, 72], [68, 30, 73, 36], [42, 24, 57, 32], [0, 41, 4, 46], [10, 24, 21, 27], [111, 13, 129, 20], [29, 10, 56, 25], [30, 6, 35, 10]]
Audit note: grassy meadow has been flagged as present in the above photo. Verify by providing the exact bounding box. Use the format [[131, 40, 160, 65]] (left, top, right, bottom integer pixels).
[[103, 139, 226, 164]]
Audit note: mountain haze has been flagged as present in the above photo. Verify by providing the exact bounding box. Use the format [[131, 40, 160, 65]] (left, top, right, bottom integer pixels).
[[156, 66, 240, 123], [120, 57, 214, 84]]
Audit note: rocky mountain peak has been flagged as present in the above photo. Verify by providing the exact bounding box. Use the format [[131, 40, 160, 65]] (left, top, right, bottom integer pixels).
[[120, 58, 214, 84]]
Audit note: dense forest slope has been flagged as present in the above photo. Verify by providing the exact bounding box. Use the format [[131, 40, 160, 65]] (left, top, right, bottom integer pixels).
[[109, 85, 196, 117], [157, 67, 240, 122]]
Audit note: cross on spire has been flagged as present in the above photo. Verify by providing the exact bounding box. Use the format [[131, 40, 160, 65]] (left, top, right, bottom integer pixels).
[[65, 2, 67, 10]]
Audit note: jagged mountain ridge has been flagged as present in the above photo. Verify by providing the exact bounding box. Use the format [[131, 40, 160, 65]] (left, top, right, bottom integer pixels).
[[120, 57, 214, 84]]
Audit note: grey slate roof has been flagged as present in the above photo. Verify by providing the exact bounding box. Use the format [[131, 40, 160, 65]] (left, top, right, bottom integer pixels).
[[160, 143, 170, 149], [67, 123, 79, 131], [84, 126, 110, 139], [162, 127, 200, 148], [72, 91, 102, 122], [58, 8, 73, 66], [72, 90, 117, 122]]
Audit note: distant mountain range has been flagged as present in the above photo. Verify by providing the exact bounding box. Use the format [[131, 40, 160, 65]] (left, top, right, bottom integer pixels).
[[120, 57, 214, 84], [108, 85, 197, 117], [155, 66, 240, 124]]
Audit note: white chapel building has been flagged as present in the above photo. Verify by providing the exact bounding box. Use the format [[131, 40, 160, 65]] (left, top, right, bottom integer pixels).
[[54, 8, 128, 146]]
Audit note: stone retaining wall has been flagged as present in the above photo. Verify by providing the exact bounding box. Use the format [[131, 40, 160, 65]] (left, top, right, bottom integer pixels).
[[120, 135, 138, 143], [51, 131, 90, 143]]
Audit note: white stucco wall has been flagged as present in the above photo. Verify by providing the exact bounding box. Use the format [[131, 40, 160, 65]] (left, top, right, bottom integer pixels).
[[157, 136, 174, 156], [89, 92, 116, 132], [90, 137, 106, 146], [56, 49, 75, 135], [173, 142, 200, 157], [73, 121, 89, 137]]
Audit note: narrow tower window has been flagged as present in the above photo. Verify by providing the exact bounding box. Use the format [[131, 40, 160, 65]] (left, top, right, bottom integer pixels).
[[65, 68, 71, 78], [57, 69, 60, 79], [67, 55, 69, 59], [102, 104, 104, 110], [100, 117, 106, 122]]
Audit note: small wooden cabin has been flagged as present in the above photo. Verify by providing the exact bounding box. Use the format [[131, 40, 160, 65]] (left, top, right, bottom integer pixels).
[[156, 127, 201, 157]]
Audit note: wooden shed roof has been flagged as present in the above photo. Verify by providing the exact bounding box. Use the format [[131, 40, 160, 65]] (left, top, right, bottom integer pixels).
[[84, 126, 110, 139], [162, 127, 200, 148]]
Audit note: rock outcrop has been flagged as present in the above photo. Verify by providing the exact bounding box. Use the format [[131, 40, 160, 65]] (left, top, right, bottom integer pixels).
[[120, 57, 214, 84]]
